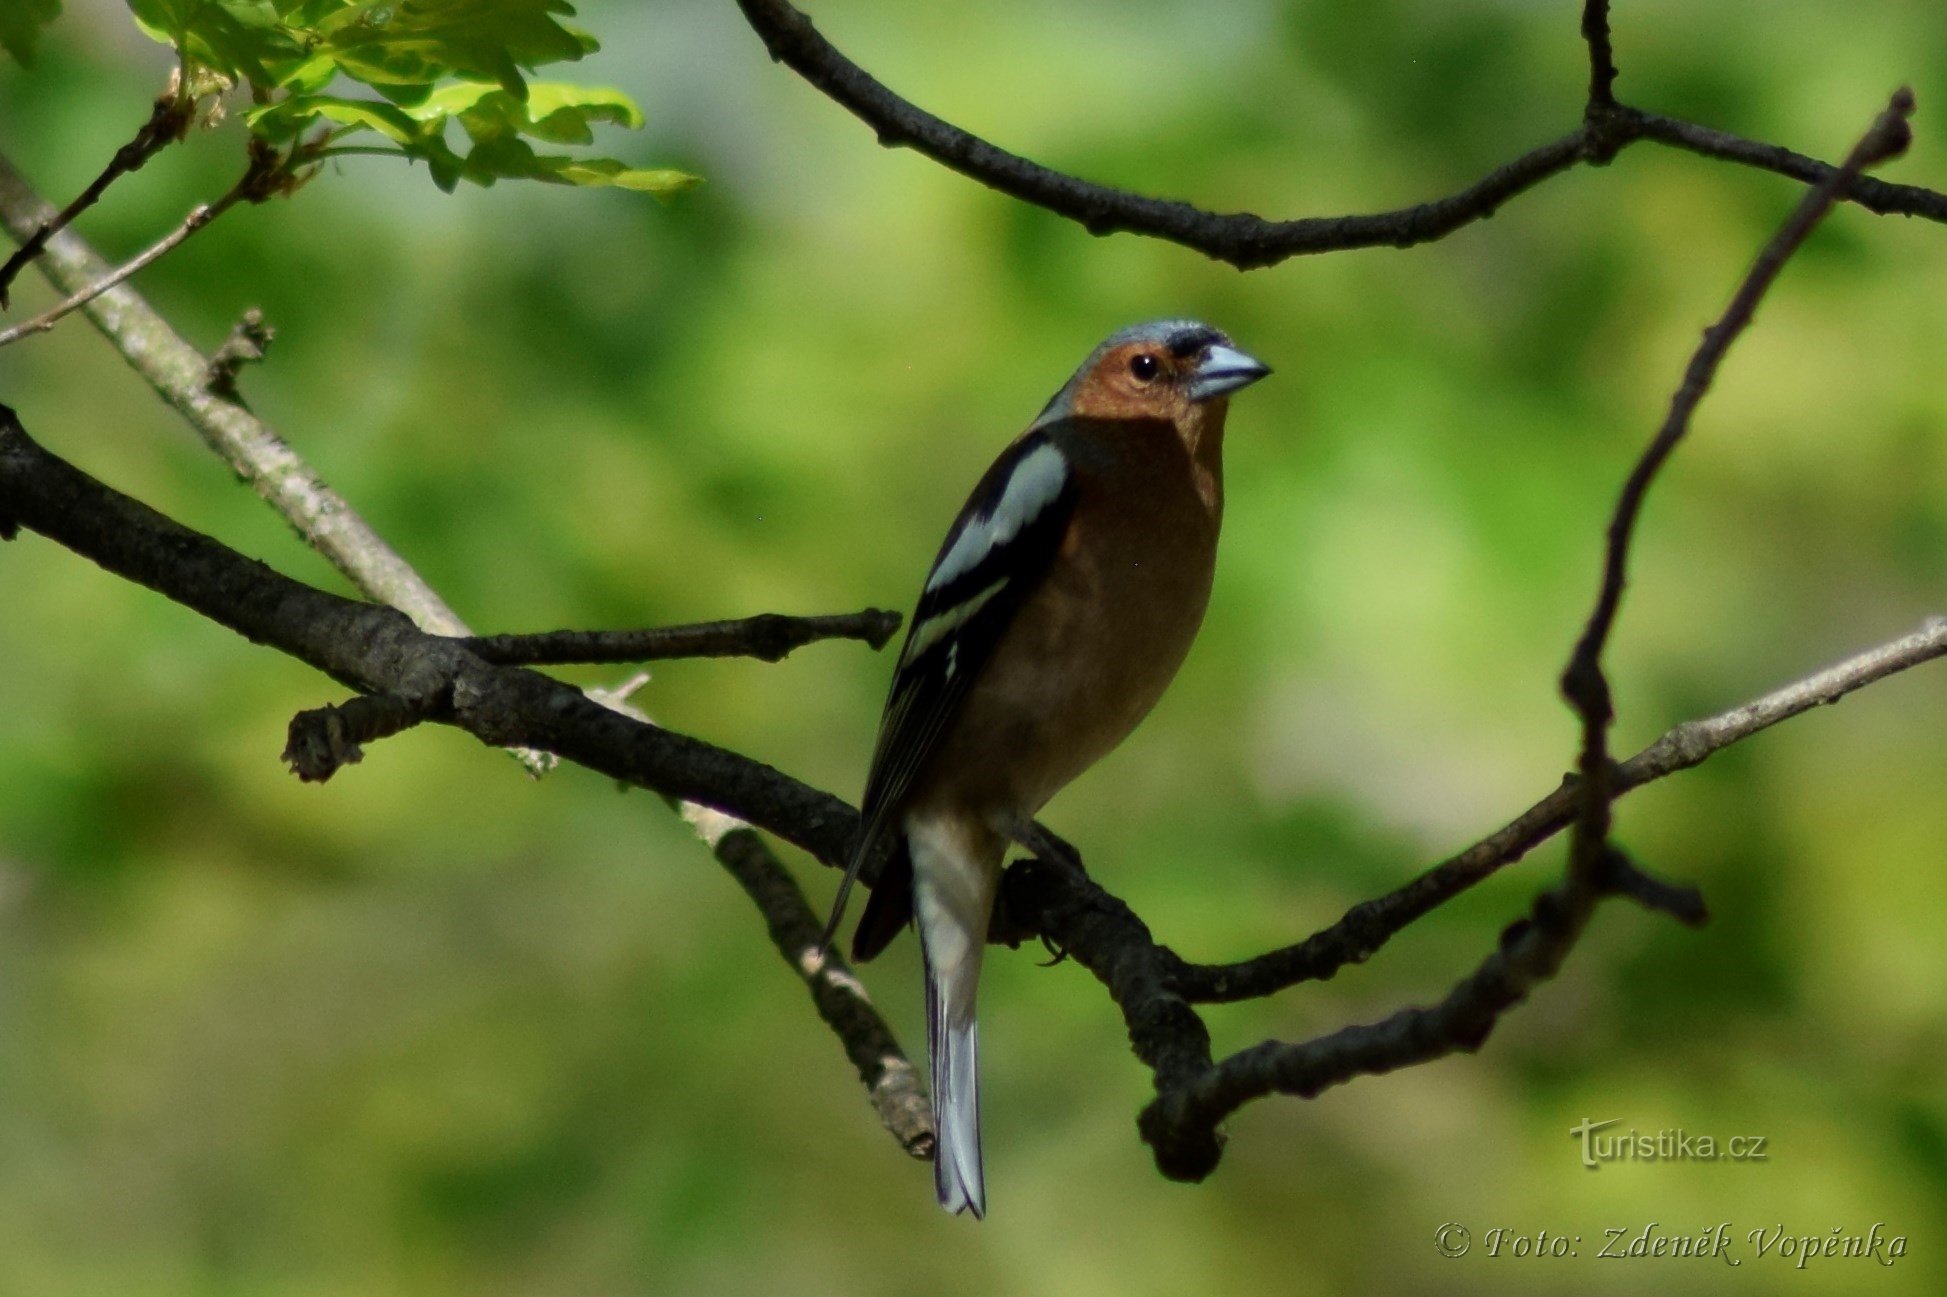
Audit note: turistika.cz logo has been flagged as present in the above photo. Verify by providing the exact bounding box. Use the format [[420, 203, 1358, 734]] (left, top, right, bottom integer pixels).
[[1570, 1117, 1769, 1169]]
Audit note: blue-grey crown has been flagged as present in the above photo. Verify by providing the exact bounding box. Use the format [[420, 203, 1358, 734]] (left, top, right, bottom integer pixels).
[[1032, 318, 1233, 427]]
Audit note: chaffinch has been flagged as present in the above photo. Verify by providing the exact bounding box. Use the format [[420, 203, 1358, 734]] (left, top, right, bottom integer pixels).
[[825, 319, 1270, 1217]]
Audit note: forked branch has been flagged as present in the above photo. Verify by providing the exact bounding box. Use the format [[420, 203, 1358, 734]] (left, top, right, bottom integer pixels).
[[732, 0, 1945, 268]]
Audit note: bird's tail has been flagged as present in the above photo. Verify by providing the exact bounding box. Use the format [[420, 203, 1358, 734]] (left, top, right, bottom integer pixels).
[[925, 939, 984, 1218], [908, 812, 1000, 1219]]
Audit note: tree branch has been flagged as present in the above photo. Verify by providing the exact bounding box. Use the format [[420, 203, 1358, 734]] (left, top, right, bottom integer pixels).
[[0, 140, 936, 1156], [733, 0, 1946, 268], [460, 609, 903, 667], [0, 147, 476, 636], [0, 90, 191, 308], [1580, 0, 1619, 110], [1008, 90, 1930, 1181], [0, 405, 935, 1152], [281, 692, 435, 782], [1559, 88, 1916, 867], [1168, 612, 1947, 1002], [8, 332, 1940, 1178], [701, 811, 935, 1157], [280, 607, 907, 784], [0, 411, 881, 856], [1625, 106, 1947, 220], [0, 141, 279, 350], [598, 679, 935, 1158], [205, 308, 275, 399]]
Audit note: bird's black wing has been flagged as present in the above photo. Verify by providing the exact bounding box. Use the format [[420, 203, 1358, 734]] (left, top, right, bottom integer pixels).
[[823, 425, 1080, 957]]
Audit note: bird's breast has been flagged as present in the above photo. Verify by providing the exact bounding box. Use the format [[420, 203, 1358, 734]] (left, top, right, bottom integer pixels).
[[913, 424, 1222, 819]]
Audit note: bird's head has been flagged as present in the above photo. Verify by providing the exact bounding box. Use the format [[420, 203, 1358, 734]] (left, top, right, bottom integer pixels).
[[1032, 319, 1271, 430]]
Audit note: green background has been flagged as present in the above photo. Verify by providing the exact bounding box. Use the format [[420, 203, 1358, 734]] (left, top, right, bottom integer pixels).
[[3, 1, 1946, 1292]]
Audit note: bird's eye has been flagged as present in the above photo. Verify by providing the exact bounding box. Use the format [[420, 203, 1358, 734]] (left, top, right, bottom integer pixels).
[[1129, 354, 1160, 382]]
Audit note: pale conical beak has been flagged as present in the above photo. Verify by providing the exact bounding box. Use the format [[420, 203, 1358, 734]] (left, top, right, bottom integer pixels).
[[1187, 343, 1272, 403]]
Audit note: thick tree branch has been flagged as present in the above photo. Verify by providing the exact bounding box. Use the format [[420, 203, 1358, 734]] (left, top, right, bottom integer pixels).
[[9, 343, 1939, 1179], [0, 141, 935, 1153], [0, 411, 873, 858], [7, 2, 1942, 1189], [0, 405, 935, 1152], [733, 0, 1947, 269]]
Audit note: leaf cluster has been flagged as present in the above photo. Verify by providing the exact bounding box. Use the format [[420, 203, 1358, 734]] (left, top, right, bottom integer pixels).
[[109, 0, 697, 193]]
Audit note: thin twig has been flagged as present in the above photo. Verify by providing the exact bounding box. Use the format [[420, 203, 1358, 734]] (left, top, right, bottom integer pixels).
[[0, 193, 239, 349], [1596, 848, 1708, 925], [705, 812, 935, 1157], [1168, 613, 1947, 1002], [1, 138, 287, 350], [1580, 0, 1619, 109], [1559, 88, 1917, 867], [205, 308, 276, 398], [732, 0, 1947, 268], [461, 609, 903, 667], [0, 91, 192, 308], [596, 677, 934, 1158], [281, 609, 907, 784], [1629, 107, 1947, 221], [0, 150, 482, 639]]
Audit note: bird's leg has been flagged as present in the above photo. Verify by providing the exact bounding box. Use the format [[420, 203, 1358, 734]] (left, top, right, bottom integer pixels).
[[990, 816, 1087, 962]]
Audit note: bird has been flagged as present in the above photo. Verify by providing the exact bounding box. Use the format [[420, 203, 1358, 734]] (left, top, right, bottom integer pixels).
[[823, 319, 1270, 1218]]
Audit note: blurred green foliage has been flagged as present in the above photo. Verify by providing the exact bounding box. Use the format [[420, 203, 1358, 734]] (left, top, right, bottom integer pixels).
[[2, 1, 1946, 1293], [0, 0, 63, 66]]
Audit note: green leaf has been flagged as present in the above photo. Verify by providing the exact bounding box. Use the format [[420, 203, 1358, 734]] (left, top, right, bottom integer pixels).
[[554, 161, 699, 194], [504, 81, 640, 140], [316, 0, 595, 99], [371, 81, 437, 107], [274, 0, 354, 21], [400, 79, 498, 118], [1, 0, 62, 66], [199, 0, 687, 200], [125, 0, 309, 84], [278, 51, 339, 93], [421, 143, 464, 191], [247, 93, 424, 145], [404, 80, 641, 146], [456, 137, 696, 194]]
